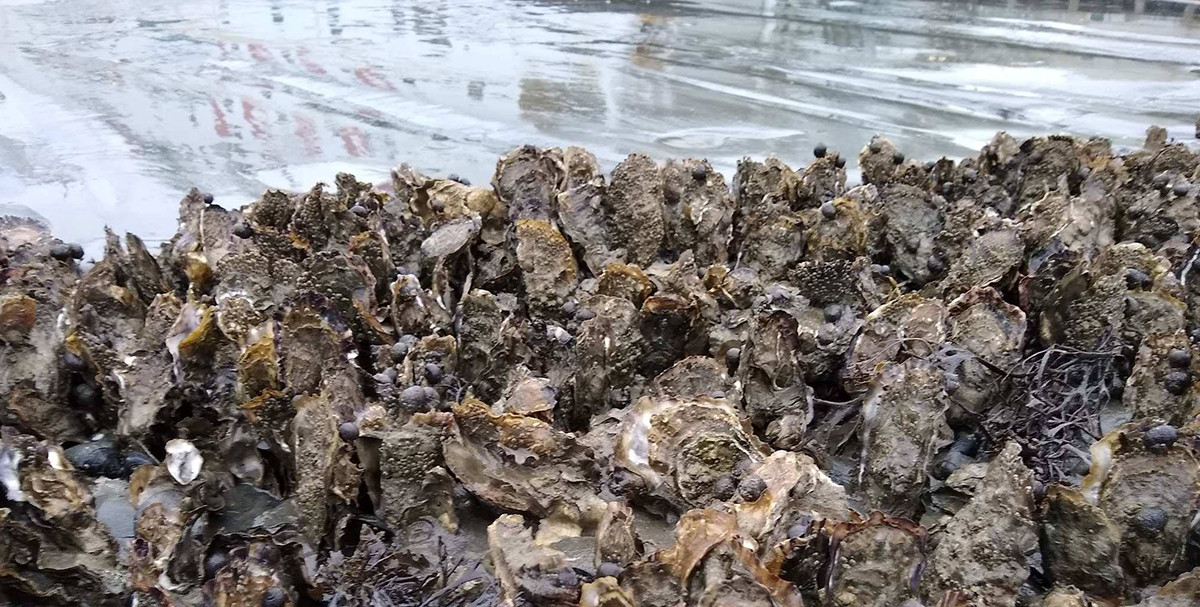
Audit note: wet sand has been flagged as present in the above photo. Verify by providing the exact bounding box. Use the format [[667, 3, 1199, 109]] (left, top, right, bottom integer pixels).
[[1, 0, 1198, 252]]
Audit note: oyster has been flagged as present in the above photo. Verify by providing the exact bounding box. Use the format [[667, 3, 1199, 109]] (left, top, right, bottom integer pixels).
[[823, 512, 927, 607], [291, 395, 343, 542], [373, 412, 457, 531], [651, 356, 734, 401], [939, 226, 1023, 300], [877, 184, 943, 286], [614, 395, 767, 511], [735, 450, 849, 546], [735, 196, 805, 282], [516, 219, 579, 317], [922, 442, 1037, 607], [597, 263, 656, 308], [558, 176, 617, 274], [573, 295, 644, 427], [656, 508, 803, 607], [606, 154, 665, 266], [596, 500, 639, 567], [661, 158, 735, 267], [739, 309, 812, 447], [580, 576, 636, 607], [858, 136, 902, 186], [1082, 423, 1200, 587], [803, 196, 874, 262], [733, 156, 798, 212], [488, 514, 580, 607], [1122, 330, 1197, 425], [943, 287, 1026, 422], [1039, 485, 1124, 600], [492, 145, 565, 220], [857, 359, 953, 517], [846, 293, 947, 392], [444, 398, 605, 529]]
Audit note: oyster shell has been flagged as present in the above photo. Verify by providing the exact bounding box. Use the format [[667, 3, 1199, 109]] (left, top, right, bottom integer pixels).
[[488, 514, 580, 607], [657, 508, 803, 607], [373, 412, 457, 531], [735, 450, 849, 546], [651, 356, 735, 401], [491, 145, 565, 221], [597, 263, 656, 308], [1039, 485, 1124, 600], [580, 576, 636, 607], [661, 158, 735, 267], [1082, 423, 1200, 587], [291, 395, 343, 542], [939, 226, 1023, 300], [557, 176, 618, 274], [596, 500, 639, 567], [858, 136, 902, 186], [735, 197, 805, 282], [444, 398, 605, 528], [606, 154, 665, 267], [846, 293, 947, 392], [573, 295, 644, 426], [857, 359, 953, 517], [921, 442, 1037, 607], [739, 309, 812, 447], [823, 512, 927, 607], [877, 184, 943, 286], [803, 196, 874, 262], [614, 396, 767, 511], [1122, 330, 1197, 425], [942, 287, 1027, 421], [516, 219, 579, 317], [733, 156, 798, 212]]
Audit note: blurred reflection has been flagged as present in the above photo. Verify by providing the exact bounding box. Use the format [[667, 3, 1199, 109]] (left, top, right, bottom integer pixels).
[[518, 67, 606, 131], [0, 0, 1196, 253]]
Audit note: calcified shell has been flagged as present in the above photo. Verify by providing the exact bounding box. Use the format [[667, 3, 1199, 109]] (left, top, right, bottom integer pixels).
[[661, 158, 735, 267], [1122, 330, 1197, 425], [0, 294, 36, 342], [922, 443, 1037, 607], [445, 398, 605, 527], [515, 219, 578, 317], [596, 500, 639, 567], [615, 396, 768, 511], [580, 576, 636, 607], [237, 321, 279, 402], [597, 263, 655, 307], [735, 450, 848, 545], [375, 413, 458, 531], [804, 196, 873, 262], [1039, 485, 1124, 600], [488, 514, 579, 606], [1081, 424, 1200, 586], [857, 359, 953, 517], [824, 512, 927, 607], [846, 293, 947, 391], [164, 439, 203, 485], [657, 508, 803, 607], [606, 153, 664, 266]]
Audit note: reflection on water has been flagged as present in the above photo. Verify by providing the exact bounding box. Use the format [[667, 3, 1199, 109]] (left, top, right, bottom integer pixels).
[[0, 0, 1197, 250]]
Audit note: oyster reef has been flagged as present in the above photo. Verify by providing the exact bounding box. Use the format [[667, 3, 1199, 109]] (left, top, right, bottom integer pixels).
[[3, 127, 1200, 607]]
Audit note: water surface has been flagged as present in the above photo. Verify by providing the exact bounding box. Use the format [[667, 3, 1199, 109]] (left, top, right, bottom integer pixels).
[[1, 0, 1199, 250]]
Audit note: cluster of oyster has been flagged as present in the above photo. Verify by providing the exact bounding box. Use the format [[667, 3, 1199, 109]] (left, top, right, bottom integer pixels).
[[2, 127, 1200, 607]]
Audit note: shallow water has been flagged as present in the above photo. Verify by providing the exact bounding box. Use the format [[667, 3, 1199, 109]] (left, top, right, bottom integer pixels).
[[1, 0, 1198, 251]]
